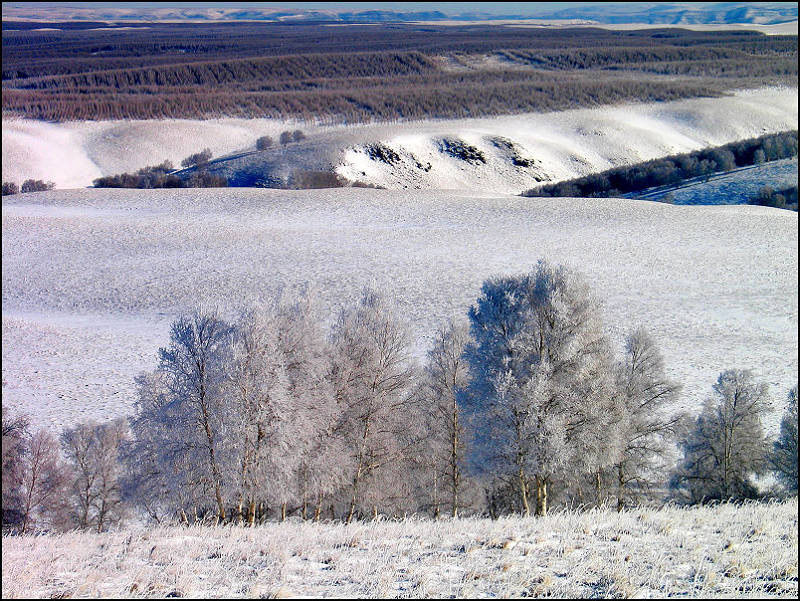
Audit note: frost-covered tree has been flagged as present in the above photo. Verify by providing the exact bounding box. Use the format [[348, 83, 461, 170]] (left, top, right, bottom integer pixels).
[[672, 369, 771, 503], [2, 407, 30, 528], [127, 310, 234, 522], [610, 328, 685, 509], [17, 429, 69, 533], [330, 288, 418, 522], [61, 419, 128, 531], [226, 291, 340, 523], [771, 384, 798, 494], [420, 320, 473, 518], [462, 261, 621, 516]]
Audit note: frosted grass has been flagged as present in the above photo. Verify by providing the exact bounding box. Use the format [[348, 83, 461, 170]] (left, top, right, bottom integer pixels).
[[2, 499, 797, 598]]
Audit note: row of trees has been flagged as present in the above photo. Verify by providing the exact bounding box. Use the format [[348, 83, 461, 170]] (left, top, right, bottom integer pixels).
[[3, 262, 797, 532], [2, 179, 55, 196], [522, 131, 798, 198]]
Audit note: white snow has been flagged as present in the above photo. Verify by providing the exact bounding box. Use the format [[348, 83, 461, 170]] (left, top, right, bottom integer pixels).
[[2, 188, 796, 433], [2, 87, 797, 193]]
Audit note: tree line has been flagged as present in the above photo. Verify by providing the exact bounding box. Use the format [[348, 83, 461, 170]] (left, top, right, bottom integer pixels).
[[522, 130, 798, 201], [2, 261, 797, 533], [3, 23, 794, 122]]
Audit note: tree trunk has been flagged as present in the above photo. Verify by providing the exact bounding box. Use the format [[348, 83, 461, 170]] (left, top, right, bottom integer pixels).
[[281, 502, 287, 522], [535, 477, 548, 517], [519, 467, 530, 517]]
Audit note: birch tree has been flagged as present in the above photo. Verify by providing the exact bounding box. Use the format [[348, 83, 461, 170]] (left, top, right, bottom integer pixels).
[[17, 429, 69, 533], [420, 320, 473, 517], [672, 369, 771, 503], [462, 261, 621, 516], [330, 287, 418, 522], [610, 328, 685, 510], [771, 384, 798, 494], [127, 310, 234, 522], [61, 419, 128, 531]]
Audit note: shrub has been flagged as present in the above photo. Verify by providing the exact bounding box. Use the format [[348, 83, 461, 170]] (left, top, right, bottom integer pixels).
[[292, 129, 306, 142], [256, 135, 273, 150], [180, 148, 213, 169], [2, 182, 19, 196], [279, 131, 293, 145]]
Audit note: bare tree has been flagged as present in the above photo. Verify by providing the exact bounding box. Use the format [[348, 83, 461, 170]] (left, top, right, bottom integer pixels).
[[771, 384, 798, 494], [157, 309, 234, 520], [330, 288, 418, 522], [671, 369, 771, 503], [611, 328, 685, 510], [61, 419, 128, 531], [462, 260, 621, 516], [18, 429, 69, 533], [420, 320, 472, 518], [2, 407, 30, 528]]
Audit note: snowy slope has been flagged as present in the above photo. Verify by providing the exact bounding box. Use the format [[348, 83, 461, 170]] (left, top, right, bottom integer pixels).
[[2, 188, 797, 432], [3, 88, 797, 194]]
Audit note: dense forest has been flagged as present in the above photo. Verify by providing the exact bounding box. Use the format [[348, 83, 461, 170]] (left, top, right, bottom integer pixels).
[[2, 23, 796, 121]]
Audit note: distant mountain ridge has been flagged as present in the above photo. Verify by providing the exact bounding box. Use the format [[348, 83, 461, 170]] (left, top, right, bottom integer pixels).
[[2, 2, 797, 25]]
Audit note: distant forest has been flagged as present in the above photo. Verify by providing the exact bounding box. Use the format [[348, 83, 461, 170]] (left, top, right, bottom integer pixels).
[[2, 23, 796, 122]]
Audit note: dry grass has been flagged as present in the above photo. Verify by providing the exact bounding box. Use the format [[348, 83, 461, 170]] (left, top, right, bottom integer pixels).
[[2, 498, 797, 598]]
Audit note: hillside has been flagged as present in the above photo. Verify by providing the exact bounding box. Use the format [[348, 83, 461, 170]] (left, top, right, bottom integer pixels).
[[2, 188, 796, 433], [2, 87, 797, 192]]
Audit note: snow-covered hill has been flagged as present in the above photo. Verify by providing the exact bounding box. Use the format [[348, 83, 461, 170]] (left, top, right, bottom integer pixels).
[[2, 188, 796, 432], [3, 87, 797, 194]]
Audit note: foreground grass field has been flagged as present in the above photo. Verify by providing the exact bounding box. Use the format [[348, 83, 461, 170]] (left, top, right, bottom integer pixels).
[[2, 499, 797, 598]]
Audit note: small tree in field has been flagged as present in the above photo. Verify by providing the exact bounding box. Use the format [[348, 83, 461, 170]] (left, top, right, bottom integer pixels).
[[771, 385, 798, 494], [2, 407, 29, 528], [256, 135, 273, 150], [672, 369, 771, 503]]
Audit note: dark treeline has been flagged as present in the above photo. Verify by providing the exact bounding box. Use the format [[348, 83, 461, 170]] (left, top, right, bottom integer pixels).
[[2, 262, 797, 533], [522, 130, 798, 201], [2, 23, 795, 122]]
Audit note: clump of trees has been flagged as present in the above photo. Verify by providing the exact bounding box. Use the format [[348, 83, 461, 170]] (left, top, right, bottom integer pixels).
[[180, 148, 213, 169], [2, 182, 20, 196], [3, 180, 55, 195], [522, 130, 798, 199], [93, 160, 227, 189], [3, 263, 797, 533], [751, 184, 798, 210], [279, 130, 306, 145]]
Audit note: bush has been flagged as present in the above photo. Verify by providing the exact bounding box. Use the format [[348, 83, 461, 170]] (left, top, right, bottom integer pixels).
[[180, 148, 213, 169], [256, 135, 273, 150], [20, 179, 55, 193], [279, 131, 293, 145], [2, 182, 19, 196], [292, 129, 306, 142]]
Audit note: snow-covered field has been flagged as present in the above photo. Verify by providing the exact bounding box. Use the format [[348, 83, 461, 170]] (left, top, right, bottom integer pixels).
[[3, 87, 797, 193], [2, 499, 797, 598], [2, 188, 797, 433]]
